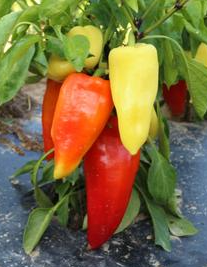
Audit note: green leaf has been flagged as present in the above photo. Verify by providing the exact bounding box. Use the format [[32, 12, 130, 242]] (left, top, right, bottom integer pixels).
[[55, 167, 80, 199], [63, 34, 90, 72], [125, 0, 138, 12], [203, 1, 207, 15], [167, 215, 198, 237], [39, 160, 55, 185], [141, 190, 171, 252], [189, 35, 200, 57], [0, 45, 35, 105], [67, 167, 79, 186], [163, 40, 178, 87], [143, 35, 207, 118], [147, 144, 176, 205], [7, 35, 40, 64], [167, 37, 207, 118], [10, 160, 38, 178], [137, 0, 146, 10], [105, 0, 128, 28], [26, 75, 42, 84], [184, 20, 207, 44], [17, 5, 39, 23], [34, 186, 53, 208], [55, 180, 70, 199], [186, 58, 207, 118], [109, 27, 127, 50], [0, 0, 16, 18], [49, 11, 72, 27], [166, 190, 182, 218], [82, 214, 87, 230], [46, 35, 64, 58], [182, 0, 202, 28], [115, 188, 140, 233], [56, 194, 69, 227], [157, 103, 170, 160], [31, 45, 48, 76], [86, 1, 111, 28], [140, 0, 165, 29], [39, 0, 74, 19], [31, 149, 54, 186], [0, 11, 21, 57], [23, 208, 54, 254]]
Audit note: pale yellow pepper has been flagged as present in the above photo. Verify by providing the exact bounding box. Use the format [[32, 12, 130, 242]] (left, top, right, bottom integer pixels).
[[47, 25, 103, 81], [47, 55, 76, 81], [109, 44, 159, 155], [149, 107, 159, 140], [195, 42, 207, 67]]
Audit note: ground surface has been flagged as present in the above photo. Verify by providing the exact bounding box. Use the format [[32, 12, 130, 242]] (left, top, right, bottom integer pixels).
[[0, 86, 207, 267]]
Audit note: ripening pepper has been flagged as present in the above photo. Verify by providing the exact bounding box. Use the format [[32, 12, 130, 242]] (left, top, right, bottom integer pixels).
[[195, 42, 207, 67], [51, 73, 113, 179], [42, 79, 61, 160], [84, 116, 140, 249], [47, 25, 103, 81], [47, 55, 76, 82], [149, 107, 159, 140], [109, 44, 159, 155], [163, 80, 187, 116]]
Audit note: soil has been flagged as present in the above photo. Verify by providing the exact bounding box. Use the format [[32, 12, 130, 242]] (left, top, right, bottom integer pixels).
[[0, 91, 36, 119], [0, 81, 46, 154]]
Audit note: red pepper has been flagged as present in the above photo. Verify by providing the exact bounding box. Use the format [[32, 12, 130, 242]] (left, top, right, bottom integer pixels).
[[42, 79, 61, 160], [51, 73, 113, 179], [163, 80, 187, 116], [84, 116, 141, 249]]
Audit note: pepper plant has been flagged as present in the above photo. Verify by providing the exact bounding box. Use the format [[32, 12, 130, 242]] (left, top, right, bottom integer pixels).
[[1, 0, 207, 254]]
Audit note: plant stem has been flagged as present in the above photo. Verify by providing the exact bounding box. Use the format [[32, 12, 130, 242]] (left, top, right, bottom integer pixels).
[[98, 18, 114, 68], [138, 0, 146, 11], [122, 5, 138, 33], [141, 0, 160, 21], [17, 0, 28, 9], [141, 0, 190, 38], [30, 0, 38, 5], [103, 18, 115, 47], [15, 22, 42, 34], [31, 148, 54, 186], [53, 193, 70, 212], [93, 68, 107, 77]]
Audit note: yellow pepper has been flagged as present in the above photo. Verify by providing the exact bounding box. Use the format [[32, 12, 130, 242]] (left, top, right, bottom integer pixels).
[[195, 42, 207, 67], [67, 26, 103, 69], [47, 55, 76, 82], [149, 107, 159, 140], [47, 25, 103, 81], [109, 44, 159, 155]]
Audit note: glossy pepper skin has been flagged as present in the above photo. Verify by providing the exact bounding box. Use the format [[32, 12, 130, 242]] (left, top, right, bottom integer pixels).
[[42, 79, 61, 160], [109, 44, 159, 155], [51, 73, 113, 179], [47, 25, 103, 81], [163, 81, 187, 116], [84, 116, 141, 249]]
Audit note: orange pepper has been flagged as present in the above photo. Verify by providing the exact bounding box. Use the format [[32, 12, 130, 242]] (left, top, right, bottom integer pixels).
[[42, 79, 61, 160], [51, 73, 113, 179]]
